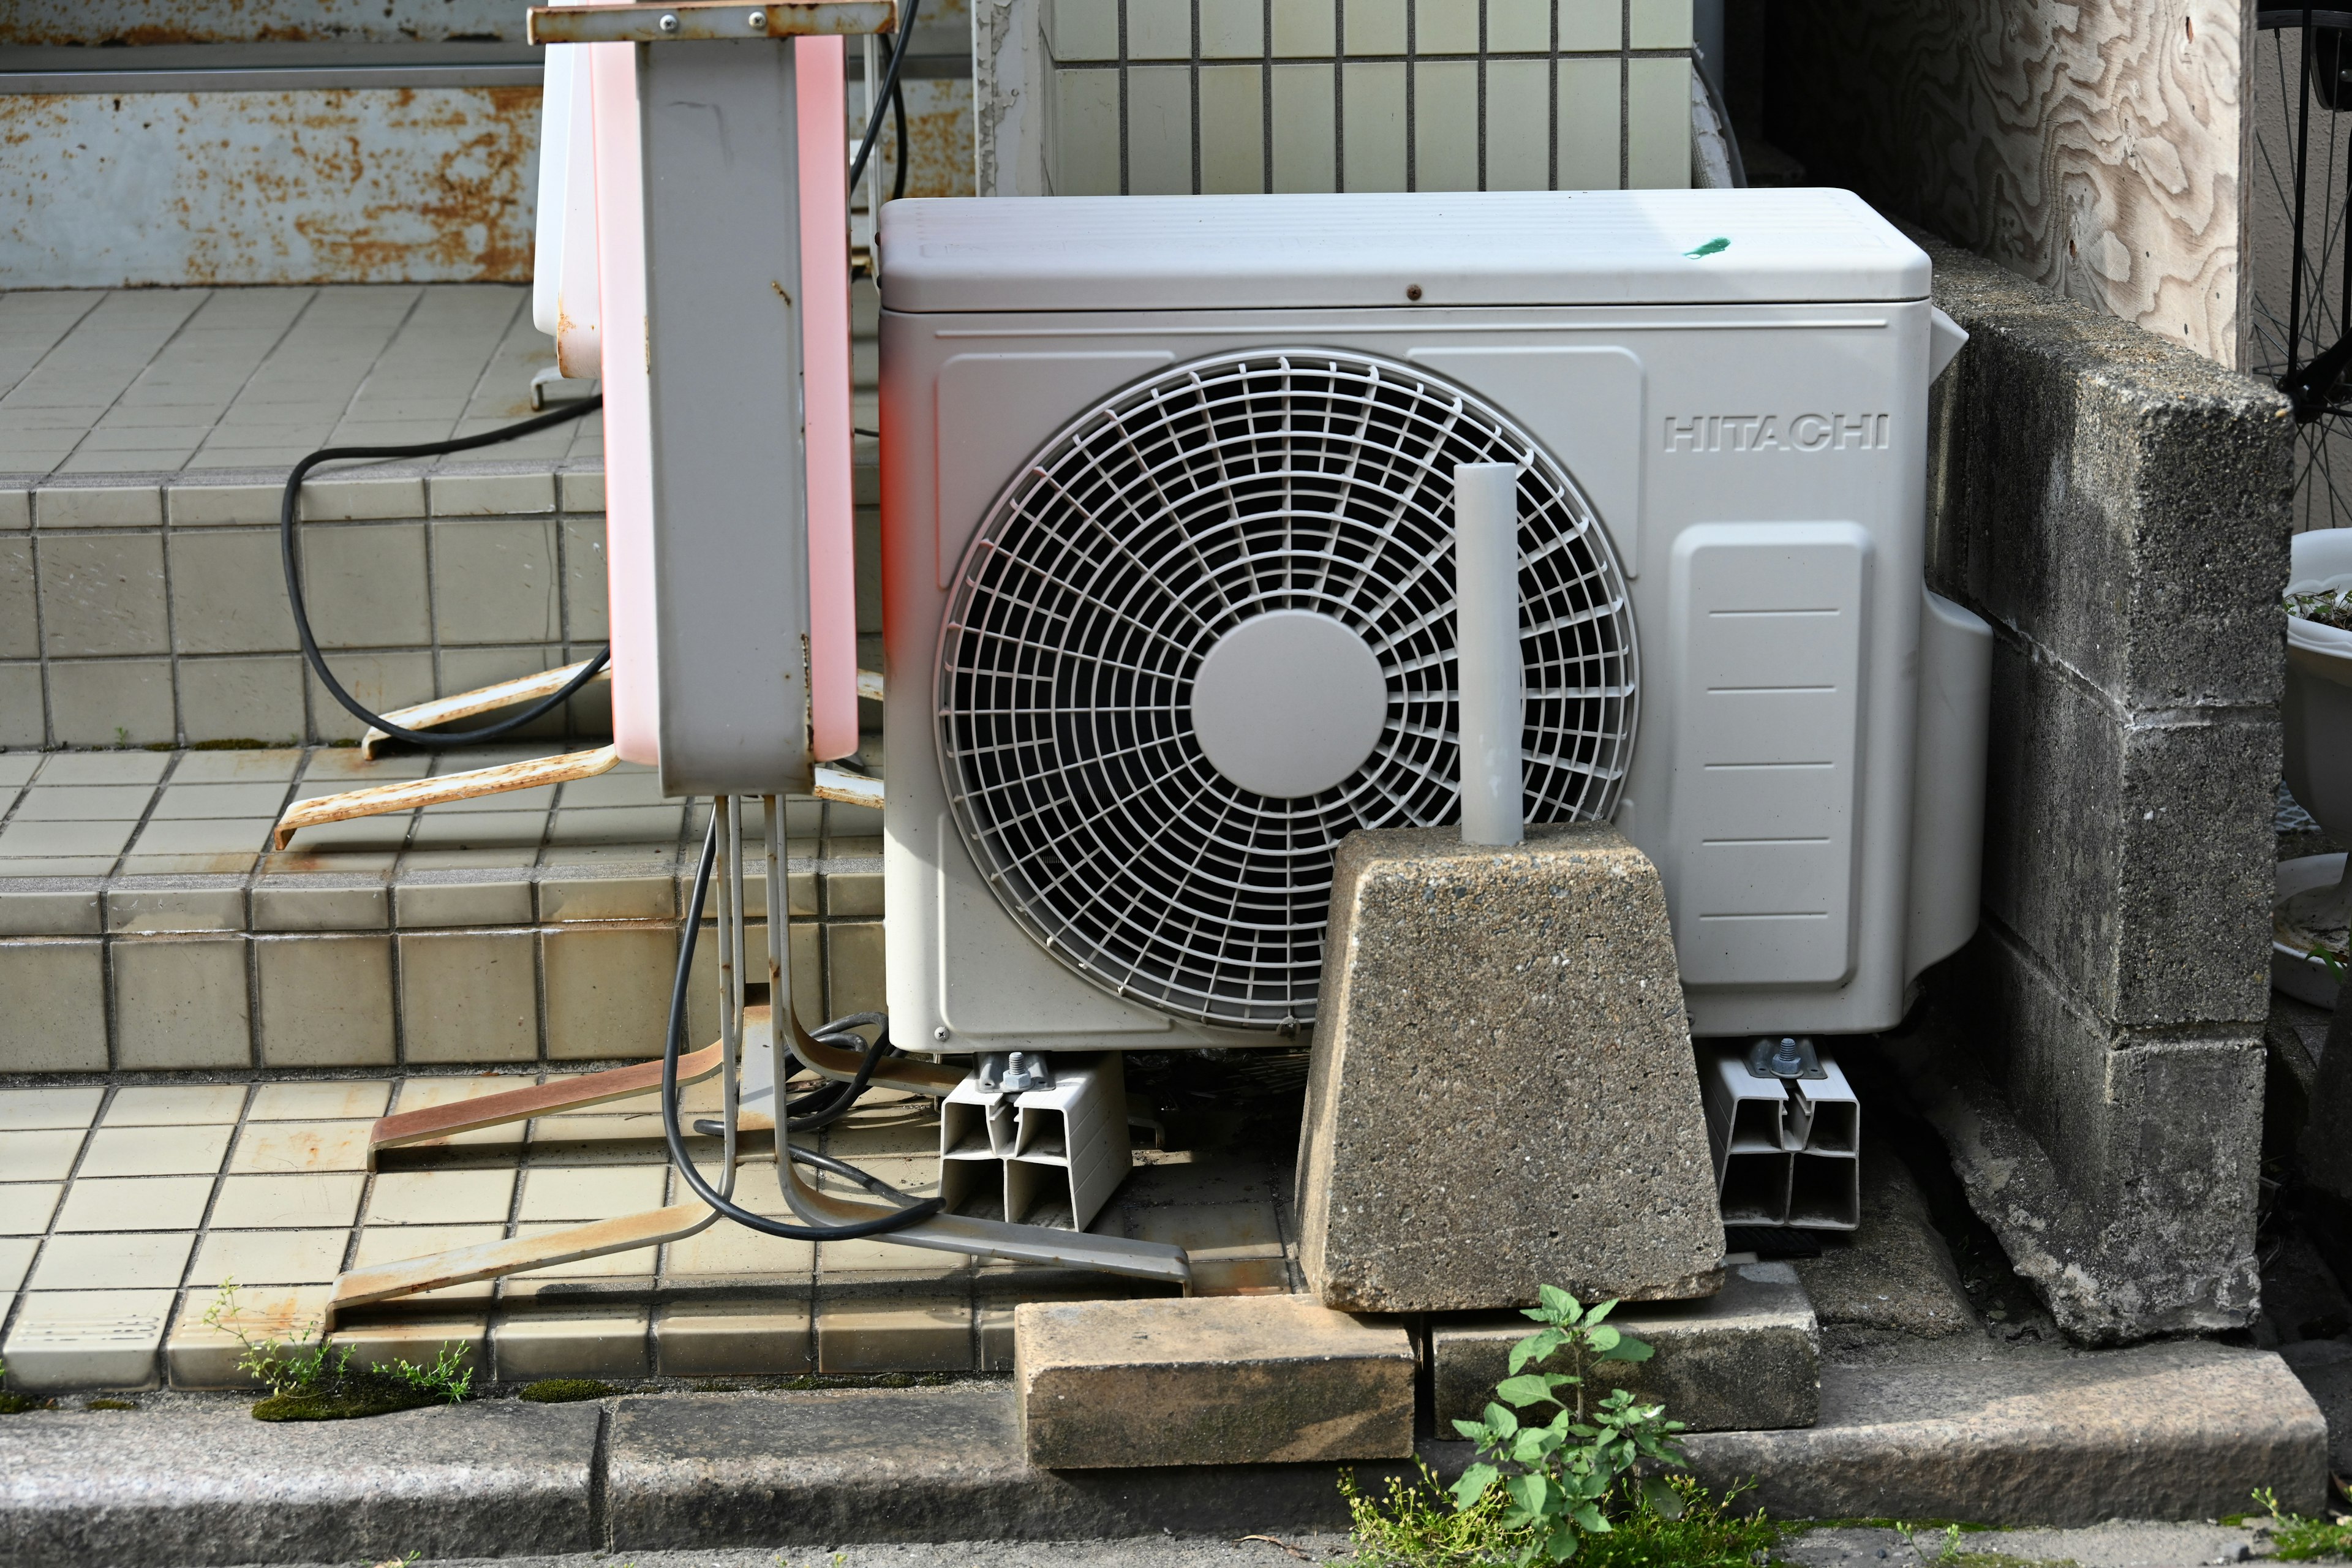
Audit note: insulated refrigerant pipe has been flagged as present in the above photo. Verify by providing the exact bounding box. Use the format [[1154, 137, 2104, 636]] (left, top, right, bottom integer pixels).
[[1455, 462, 1526, 846]]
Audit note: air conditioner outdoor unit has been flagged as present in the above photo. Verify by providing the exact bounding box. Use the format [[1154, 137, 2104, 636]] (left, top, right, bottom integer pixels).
[[877, 187, 1991, 1059]]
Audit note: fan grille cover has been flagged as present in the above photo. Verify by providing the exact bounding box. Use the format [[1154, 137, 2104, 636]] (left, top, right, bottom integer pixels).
[[937, 349, 1638, 1030]]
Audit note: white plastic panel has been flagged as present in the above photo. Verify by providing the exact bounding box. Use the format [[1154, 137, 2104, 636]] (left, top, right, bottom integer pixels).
[[1905, 588, 1991, 981], [1408, 345, 1644, 575], [934, 351, 1172, 587], [533, 43, 603, 378], [1669, 522, 1870, 987]]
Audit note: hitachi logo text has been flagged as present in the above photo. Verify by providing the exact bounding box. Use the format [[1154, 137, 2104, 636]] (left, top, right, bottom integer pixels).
[[1662, 413, 1890, 453]]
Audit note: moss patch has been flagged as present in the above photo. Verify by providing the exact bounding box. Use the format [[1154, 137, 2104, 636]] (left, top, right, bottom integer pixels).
[[83, 1399, 135, 1411], [520, 1378, 616, 1403], [0, 1392, 56, 1415], [252, 1371, 443, 1422]]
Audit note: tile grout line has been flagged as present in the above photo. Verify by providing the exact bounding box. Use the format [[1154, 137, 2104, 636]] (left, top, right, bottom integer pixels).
[[100, 752, 191, 1069], [0, 1079, 117, 1392]]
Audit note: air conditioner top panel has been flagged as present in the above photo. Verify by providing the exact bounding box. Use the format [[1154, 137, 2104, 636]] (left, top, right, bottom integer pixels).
[[877, 189, 1928, 314]]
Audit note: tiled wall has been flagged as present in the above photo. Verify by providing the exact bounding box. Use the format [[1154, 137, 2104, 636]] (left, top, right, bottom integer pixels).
[[0, 748, 888, 1074], [0, 467, 612, 749]]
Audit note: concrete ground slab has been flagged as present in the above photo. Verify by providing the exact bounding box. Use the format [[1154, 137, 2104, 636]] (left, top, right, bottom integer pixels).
[[0, 1338, 2324, 1565], [0, 1398, 601, 1568], [1683, 1338, 2325, 1525]]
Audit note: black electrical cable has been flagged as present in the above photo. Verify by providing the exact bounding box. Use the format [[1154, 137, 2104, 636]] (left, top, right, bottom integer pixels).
[[662, 812, 944, 1242], [280, 398, 609, 748], [849, 0, 922, 194], [887, 41, 910, 203]]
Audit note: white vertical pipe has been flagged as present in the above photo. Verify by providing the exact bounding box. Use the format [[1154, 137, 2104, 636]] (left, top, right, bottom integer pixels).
[[1455, 462, 1525, 846]]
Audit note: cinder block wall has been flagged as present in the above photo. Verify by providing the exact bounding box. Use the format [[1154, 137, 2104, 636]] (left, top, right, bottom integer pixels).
[[1902, 237, 2293, 1345]]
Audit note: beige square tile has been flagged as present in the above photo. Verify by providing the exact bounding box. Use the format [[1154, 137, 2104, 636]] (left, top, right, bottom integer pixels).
[[1, 1181, 64, 1234], [429, 517, 560, 640], [129, 818, 275, 857], [367, 1167, 516, 1226], [825, 921, 887, 1019], [113, 935, 252, 1070], [53, 1175, 214, 1233], [517, 1163, 668, 1222], [0, 1130, 85, 1183], [655, 1297, 813, 1377], [255, 933, 396, 1068], [526, 1110, 673, 1155], [814, 1223, 972, 1279], [494, 1305, 649, 1380], [508, 1222, 658, 1280], [299, 521, 429, 647], [0, 1086, 104, 1130], [78, 1123, 233, 1177], [815, 1155, 938, 1201], [394, 873, 534, 926], [543, 924, 674, 1061], [0, 1234, 36, 1294], [0, 884, 103, 938], [250, 877, 390, 932], [42, 658, 177, 747], [166, 1283, 333, 1389], [663, 1213, 815, 1280], [227, 1120, 372, 1175], [328, 1314, 488, 1379], [170, 748, 304, 783], [390, 1073, 538, 1112], [207, 1171, 367, 1230], [187, 1228, 349, 1287], [247, 1081, 391, 1122], [167, 530, 301, 654], [978, 1302, 1017, 1373], [150, 781, 289, 820], [3, 1288, 174, 1389], [815, 1297, 971, 1375], [37, 532, 168, 655], [29, 1230, 195, 1290], [0, 818, 136, 858], [0, 940, 108, 1072], [12, 784, 155, 821], [348, 1223, 504, 1302], [102, 1083, 249, 1126], [398, 930, 538, 1063], [32, 752, 172, 786], [104, 881, 245, 934]]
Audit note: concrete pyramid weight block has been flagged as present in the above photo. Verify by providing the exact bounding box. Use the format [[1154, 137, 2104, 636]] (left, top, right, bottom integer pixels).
[[1299, 823, 1724, 1311]]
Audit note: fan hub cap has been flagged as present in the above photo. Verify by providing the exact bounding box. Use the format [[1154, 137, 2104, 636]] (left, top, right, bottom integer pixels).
[[1189, 610, 1389, 799]]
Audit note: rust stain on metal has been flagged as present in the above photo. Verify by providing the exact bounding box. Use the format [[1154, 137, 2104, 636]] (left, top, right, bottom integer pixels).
[[273, 744, 617, 848], [1, 3, 524, 47], [0, 85, 541, 287], [328, 1204, 716, 1323], [370, 1044, 723, 1165], [360, 657, 609, 756]]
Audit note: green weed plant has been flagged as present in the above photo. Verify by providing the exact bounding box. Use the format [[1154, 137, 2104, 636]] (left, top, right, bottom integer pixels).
[[203, 1283, 472, 1420], [2253, 1487, 2352, 1561], [1341, 1286, 1780, 1567]]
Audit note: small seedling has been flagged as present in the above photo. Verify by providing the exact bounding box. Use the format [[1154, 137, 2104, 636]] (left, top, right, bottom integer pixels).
[[2253, 1486, 2352, 1561], [203, 1283, 471, 1420]]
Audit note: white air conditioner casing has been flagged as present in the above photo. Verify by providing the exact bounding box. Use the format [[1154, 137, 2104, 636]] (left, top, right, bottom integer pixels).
[[877, 189, 1989, 1054]]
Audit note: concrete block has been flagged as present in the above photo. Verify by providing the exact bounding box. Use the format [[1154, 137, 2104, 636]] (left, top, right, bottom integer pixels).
[[1298, 823, 1721, 1312], [1980, 639, 2275, 1031], [1682, 1340, 2326, 1526], [1888, 1019, 2261, 1345], [1925, 244, 2293, 712], [1431, 1261, 1820, 1433], [1014, 1295, 1414, 1468]]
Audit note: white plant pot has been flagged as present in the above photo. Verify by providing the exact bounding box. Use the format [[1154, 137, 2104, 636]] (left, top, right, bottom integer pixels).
[[2278, 529, 2352, 1008]]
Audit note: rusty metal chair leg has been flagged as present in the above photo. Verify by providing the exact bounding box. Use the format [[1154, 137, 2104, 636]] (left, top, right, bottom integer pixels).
[[273, 745, 620, 849]]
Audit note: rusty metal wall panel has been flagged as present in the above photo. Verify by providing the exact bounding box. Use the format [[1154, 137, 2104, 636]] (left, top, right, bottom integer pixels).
[[0, 2, 524, 46], [0, 86, 539, 287]]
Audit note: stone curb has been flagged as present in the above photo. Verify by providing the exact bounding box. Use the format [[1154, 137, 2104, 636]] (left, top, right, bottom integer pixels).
[[0, 1341, 2326, 1567]]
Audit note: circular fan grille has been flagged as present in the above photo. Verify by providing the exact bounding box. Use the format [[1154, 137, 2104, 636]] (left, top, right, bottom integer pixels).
[[937, 349, 1638, 1030]]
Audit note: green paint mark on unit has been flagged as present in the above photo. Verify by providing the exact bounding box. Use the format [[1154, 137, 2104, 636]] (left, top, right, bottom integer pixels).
[[1685, 236, 1731, 258]]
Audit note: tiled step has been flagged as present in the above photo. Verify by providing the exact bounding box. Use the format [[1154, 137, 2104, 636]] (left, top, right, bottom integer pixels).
[[0, 1077, 1298, 1392], [0, 744, 888, 1073]]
